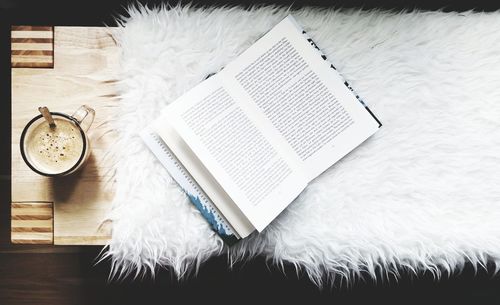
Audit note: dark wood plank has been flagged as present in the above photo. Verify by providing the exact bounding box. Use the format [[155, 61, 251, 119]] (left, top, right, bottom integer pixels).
[[11, 50, 54, 56], [12, 227, 52, 232], [11, 202, 53, 209], [11, 38, 53, 44], [11, 26, 53, 31], [11, 62, 53, 68]]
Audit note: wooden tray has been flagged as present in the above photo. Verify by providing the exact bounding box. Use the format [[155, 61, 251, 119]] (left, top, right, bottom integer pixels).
[[11, 26, 119, 245]]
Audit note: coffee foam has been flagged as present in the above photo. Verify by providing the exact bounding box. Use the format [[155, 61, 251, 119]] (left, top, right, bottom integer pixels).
[[26, 118, 84, 174]]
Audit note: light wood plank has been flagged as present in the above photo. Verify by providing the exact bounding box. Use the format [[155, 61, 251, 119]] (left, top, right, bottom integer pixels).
[[12, 30, 53, 39], [11, 55, 53, 63], [12, 219, 53, 228], [54, 235, 111, 246], [11, 233, 53, 244], [12, 43, 53, 51], [12, 207, 53, 216]]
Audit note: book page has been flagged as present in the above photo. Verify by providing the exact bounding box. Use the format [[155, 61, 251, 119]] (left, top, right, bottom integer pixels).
[[162, 15, 380, 232], [150, 119, 255, 238], [164, 75, 307, 232], [223, 16, 380, 180]]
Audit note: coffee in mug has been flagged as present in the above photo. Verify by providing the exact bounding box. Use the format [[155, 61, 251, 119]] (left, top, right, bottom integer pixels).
[[20, 105, 95, 177]]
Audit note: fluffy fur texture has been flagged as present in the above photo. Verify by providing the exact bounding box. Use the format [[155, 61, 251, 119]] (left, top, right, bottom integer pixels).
[[102, 5, 500, 286]]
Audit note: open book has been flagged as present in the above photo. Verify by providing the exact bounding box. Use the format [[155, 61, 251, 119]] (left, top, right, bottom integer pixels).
[[141, 15, 381, 244]]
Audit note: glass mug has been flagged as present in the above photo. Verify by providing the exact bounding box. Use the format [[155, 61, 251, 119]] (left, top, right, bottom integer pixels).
[[20, 105, 95, 177]]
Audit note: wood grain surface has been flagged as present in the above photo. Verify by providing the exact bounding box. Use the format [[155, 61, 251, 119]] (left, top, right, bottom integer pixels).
[[11, 27, 119, 245], [11, 201, 54, 244], [11, 26, 54, 68]]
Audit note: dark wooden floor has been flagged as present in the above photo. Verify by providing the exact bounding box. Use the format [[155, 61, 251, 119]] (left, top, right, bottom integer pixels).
[[2, 1, 500, 304], [2, 222, 500, 304]]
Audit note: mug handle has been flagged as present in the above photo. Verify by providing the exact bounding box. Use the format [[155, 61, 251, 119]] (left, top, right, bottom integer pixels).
[[71, 105, 95, 132]]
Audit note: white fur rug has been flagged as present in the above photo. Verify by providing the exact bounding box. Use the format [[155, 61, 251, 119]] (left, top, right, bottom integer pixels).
[[103, 5, 500, 286]]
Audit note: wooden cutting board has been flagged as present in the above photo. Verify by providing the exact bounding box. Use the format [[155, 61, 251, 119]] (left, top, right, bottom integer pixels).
[[11, 26, 119, 245]]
